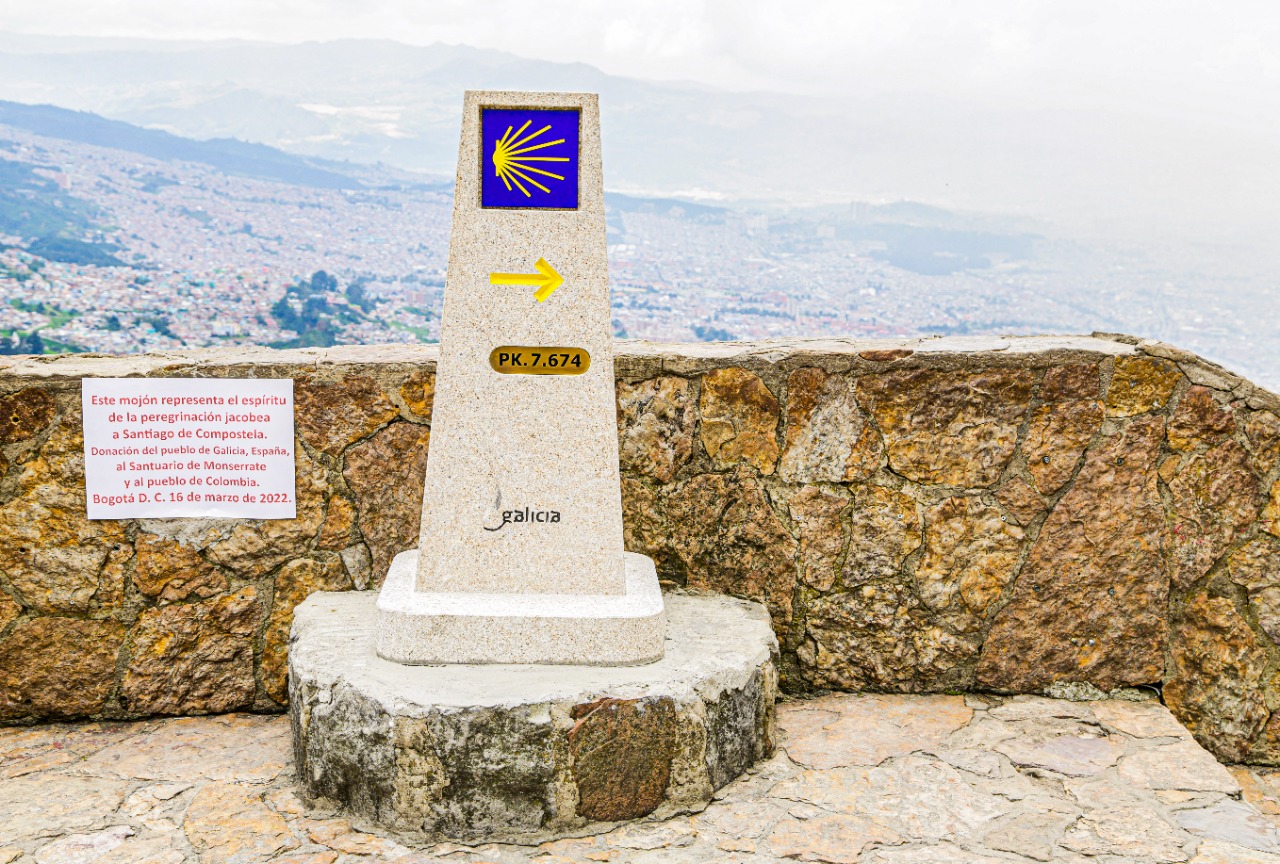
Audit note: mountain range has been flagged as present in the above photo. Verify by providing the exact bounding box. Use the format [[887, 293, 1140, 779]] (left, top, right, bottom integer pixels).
[[3, 31, 1274, 262]]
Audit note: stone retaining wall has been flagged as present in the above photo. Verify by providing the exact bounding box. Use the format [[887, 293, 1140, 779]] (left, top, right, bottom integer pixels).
[[2, 335, 1280, 764]]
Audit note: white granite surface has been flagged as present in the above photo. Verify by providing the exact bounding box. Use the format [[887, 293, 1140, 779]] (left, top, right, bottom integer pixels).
[[413, 89, 626, 597], [376, 549, 665, 665]]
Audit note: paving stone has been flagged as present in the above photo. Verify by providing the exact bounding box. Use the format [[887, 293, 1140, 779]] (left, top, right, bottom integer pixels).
[[0, 720, 144, 779], [2, 694, 1279, 864], [1062, 776, 1193, 863], [1175, 799, 1280, 853], [263, 853, 338, 864], [303, 816, 414, 857], [779, 693, 972, 768], [943, 716, 1018, 750], [691, 800, 786, 840], [981, 802, 1079, 861], [995, 731, 1127, 777], [183, 782, 299, 863], [627, 847, 722, 864], [1118, 740, 1242, 794], [766, 812, 900, 864], [987, 697, 1099, 723], [265, 788, 309, 817], [929, 747, 1007, 779], [122, 782, 196, 833], [537, 836, 604, 858], [1235, 768, 1280, 816], [32, 825, 136, 864], [1155, 789, 1212, 807], [92, 835, 189, 864], [861, 844, 1028, 863], [771, 755, 1008, 843], [0, 742, 77, 779], [603, 819, 697, 850], [76, 713, 291, 782], [1090, 700, 1190, 739], [1191, 839, 1280, 863], [0, 772, 132, 845]]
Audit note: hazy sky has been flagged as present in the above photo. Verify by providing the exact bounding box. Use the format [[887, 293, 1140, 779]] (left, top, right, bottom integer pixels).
[[2, 1, 1278, 256], [3, 1, 1277, 120]]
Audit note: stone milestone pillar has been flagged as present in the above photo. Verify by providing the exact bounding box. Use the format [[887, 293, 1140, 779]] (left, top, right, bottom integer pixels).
[[291, 91, 775, 840], [375, 90, 664, 665]]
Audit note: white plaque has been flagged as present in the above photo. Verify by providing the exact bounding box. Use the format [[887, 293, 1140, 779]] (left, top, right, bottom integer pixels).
[[82, 378, 296, 520]]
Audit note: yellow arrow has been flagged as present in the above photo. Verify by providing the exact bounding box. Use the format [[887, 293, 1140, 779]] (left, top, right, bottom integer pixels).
[[489, 257, 564, 302]]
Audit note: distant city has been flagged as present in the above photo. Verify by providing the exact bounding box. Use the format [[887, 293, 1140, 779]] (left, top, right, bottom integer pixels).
[[0, 101, 1276, 389]]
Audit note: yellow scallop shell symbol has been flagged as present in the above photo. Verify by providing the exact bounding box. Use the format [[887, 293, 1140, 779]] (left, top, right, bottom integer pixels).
[[492, 121, 571, 198]]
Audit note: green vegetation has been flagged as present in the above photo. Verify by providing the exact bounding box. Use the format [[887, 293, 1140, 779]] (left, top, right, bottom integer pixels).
[[144, 316, 178, 341], [0, 159, 97, 239], [9, 299, 80, 327], [345, 279, 377, 312], [0, 261, 32, 282], [0, 300, 86, 354], [26, 236, 125, 267], [0, 330, 43, 354], [0, 159, 122, 266], [176, 206, 213, 225], [35, 334, 84, 354], [388, 320, 436, 342], [269, 270, 364, 349], [693, 324, 736, 341], [0, 329, 84, 355], [136, 173, 180, 193], [47, 307, 78, 328]]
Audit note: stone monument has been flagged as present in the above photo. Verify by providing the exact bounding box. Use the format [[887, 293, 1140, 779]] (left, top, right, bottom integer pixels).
[[376, 89, 664, 665], [290, 91, 779, 842]]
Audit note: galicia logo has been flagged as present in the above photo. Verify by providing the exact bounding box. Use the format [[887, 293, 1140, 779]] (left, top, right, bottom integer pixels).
[[484, 507, 562, 532]]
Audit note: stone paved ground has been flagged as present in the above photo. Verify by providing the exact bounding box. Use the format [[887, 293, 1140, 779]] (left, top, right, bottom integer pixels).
[[5, 693, 1280, 864]]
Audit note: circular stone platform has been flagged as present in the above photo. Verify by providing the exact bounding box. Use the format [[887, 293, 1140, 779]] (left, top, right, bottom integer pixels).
[[288, 590, 778, 844]]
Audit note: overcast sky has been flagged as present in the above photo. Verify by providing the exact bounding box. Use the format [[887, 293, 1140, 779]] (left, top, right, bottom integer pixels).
[[2, 1, 1278, 257], [3, 1, 1277, 120]]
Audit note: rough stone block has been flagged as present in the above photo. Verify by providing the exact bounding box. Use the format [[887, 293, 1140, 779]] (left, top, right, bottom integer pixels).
[[290, 591, 777, 843]]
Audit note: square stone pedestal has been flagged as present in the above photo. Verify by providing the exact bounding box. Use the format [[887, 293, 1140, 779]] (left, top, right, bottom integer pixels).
[[375, 549, 665, 665]]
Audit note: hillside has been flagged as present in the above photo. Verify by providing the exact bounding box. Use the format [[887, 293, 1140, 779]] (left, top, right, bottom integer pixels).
[[0, 100, 376, 189]]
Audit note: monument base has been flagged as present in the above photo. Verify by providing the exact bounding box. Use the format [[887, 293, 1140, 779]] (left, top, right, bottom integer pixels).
[[289, 590, 778, 844], [375, 548, 665, 665]]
